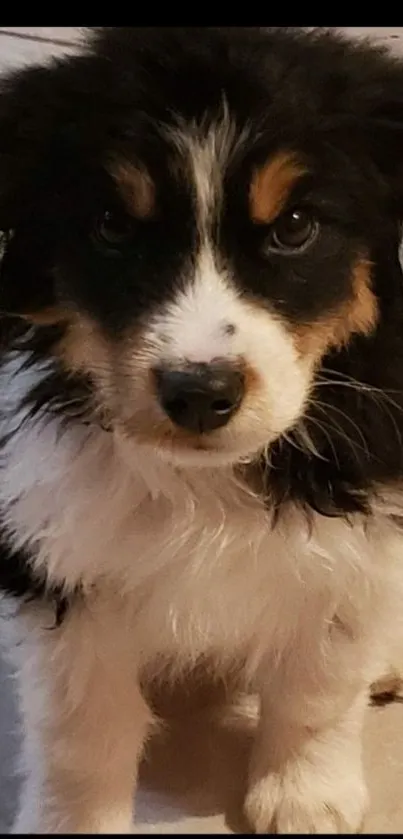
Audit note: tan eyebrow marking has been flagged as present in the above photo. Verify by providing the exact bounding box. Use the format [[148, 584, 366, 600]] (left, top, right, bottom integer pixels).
[[108, 160, 156, 219], [249, 150, 308, 224]]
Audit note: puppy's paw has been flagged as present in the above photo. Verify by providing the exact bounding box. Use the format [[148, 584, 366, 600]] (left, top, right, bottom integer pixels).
[[244, 762, 368, 834]]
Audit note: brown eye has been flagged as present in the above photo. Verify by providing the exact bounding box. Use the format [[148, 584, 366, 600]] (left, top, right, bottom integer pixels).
[[94, 209, 135, 249], [265, 208, 319, 254]]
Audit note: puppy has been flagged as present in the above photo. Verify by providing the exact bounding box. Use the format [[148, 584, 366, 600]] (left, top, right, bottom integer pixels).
[[1, 26, 403, 834]]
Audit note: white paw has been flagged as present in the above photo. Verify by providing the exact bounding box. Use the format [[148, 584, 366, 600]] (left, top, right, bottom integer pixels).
[[244, 762, 368, 834]]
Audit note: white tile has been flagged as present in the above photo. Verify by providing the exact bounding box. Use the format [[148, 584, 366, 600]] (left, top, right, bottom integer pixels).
[[0, 27, 82, 43], [0, 33, 78, 73], [339, 26, 403, 53]]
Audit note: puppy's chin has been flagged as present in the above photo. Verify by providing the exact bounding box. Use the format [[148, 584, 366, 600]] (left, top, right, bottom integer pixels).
[[113, 424, 262, 470], [150, 441, 252, 469]]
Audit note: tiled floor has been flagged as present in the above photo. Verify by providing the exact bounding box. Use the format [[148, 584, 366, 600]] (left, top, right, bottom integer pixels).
[[2, 26, 403, 834]]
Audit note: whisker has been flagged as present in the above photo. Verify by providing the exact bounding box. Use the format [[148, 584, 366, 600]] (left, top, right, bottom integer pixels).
[[312, 401, 370, 463], [313, 368, 403, 455], [281, 428, 310, 457], [300, 414, 340, 467], [317, 368, 403, 414], [293, 421, 326, 460]]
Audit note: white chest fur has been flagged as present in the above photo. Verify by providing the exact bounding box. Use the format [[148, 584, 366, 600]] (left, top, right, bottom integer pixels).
[[1, 356, 403, 674]]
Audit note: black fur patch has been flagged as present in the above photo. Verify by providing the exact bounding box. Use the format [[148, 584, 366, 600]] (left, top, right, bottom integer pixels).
[[0, 533, 72, 625]]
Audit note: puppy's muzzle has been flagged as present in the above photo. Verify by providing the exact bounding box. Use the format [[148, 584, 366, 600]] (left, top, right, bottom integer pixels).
[[154, 362, 245, 433]]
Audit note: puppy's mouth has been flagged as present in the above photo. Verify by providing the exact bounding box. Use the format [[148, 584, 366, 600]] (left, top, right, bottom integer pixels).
[[122, 422, 232, 454], [114, 416, 261, 469], [148, 436, 250, 467]]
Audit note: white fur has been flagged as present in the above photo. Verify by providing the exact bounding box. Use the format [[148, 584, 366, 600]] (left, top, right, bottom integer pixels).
[[2, 354, 403, 832], [168, 106, 250, 236], [115, 244, 312, 467]]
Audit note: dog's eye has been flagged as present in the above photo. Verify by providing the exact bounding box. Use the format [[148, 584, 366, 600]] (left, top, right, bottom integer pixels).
[[264, 208, 319, 255], [94, 209, 135, 249]]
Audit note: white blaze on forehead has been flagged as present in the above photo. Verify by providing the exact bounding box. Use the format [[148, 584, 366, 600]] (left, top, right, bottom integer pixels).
[[169, 104, 250, 235]]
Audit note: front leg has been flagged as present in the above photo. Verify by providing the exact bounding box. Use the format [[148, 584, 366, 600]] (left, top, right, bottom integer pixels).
[[245, 690, 368, 834], [9, 593, 152, 834], [244, 618, 373, 834]]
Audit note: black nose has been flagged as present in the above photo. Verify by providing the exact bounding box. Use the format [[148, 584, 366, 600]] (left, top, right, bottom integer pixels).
[[154, 363, 245, 433]]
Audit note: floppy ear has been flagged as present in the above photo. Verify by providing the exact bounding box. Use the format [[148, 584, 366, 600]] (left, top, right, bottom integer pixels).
[[0, 48, 107, 323], [0, 62, 66, 320]]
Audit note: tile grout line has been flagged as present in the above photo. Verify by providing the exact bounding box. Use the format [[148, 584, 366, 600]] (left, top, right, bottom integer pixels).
[[0, 29, 81, 48]]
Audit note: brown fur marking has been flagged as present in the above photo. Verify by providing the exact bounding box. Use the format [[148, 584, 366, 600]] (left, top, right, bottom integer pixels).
[[108, 160, 155, 219], [22, 306, 70, 326], [294, 259, 378, 360], [55, 314, 111, 376], [249, 151, 308, 224]]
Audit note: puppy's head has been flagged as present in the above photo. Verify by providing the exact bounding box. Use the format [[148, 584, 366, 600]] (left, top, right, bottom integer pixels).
[[0, 27, 402, 468]]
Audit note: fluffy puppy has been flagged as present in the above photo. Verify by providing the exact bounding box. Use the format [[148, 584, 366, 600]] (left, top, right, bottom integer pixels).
[[1, 26, 403, 834]]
